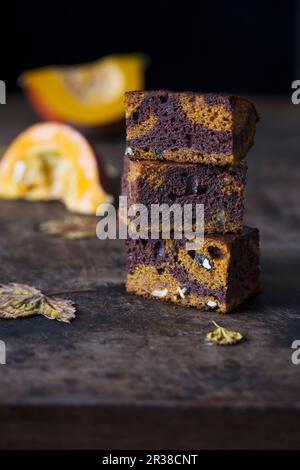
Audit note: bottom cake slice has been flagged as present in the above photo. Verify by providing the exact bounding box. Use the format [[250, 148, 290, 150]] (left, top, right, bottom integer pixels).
[[126, 227, 260, 313]]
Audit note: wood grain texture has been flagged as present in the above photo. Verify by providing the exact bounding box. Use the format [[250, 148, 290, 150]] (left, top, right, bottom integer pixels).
[[0, 95, 299, 449]]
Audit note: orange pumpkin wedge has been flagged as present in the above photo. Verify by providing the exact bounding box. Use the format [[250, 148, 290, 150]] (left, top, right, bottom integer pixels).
[[20, 54, 146, 129], [0, 123, 112, 214]]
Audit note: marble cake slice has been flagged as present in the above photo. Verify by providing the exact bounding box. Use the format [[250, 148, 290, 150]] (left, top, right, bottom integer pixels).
[[125, 90, 258, 165], [121, 156, 247, 234], [125, 227, 261, 314]]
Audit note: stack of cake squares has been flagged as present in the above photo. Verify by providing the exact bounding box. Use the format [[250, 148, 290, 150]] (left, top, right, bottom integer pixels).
[[122, 91, 260, 313]]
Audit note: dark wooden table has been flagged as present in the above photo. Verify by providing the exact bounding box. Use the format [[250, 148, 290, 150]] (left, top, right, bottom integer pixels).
[[0, 95, 299, 449]]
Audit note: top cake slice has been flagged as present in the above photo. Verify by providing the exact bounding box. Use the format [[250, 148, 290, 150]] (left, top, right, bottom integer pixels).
[[125, 90, 258, 165]]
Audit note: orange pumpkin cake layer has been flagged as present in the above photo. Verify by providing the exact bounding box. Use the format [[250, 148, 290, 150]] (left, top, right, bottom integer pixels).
[[125, 91, 258, 165], [126, 227, 260, 314], [121, 156, 246, 234]]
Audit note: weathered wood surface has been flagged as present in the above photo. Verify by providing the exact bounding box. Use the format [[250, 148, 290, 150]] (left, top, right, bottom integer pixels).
[[0, 95, 299, 449]]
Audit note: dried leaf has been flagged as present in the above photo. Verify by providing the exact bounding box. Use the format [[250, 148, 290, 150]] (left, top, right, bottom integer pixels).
[[0, 283, 75, 323], [206, 320, 243, 345], [40, 216, 96, 239]]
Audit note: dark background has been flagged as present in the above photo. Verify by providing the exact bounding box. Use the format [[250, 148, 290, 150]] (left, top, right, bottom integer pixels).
[[0, 0, 298, 93]]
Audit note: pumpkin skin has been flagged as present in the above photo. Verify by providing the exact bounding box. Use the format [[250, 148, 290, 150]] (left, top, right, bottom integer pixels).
[[20, 54, 146, 132], [0, 123, 112, 214]]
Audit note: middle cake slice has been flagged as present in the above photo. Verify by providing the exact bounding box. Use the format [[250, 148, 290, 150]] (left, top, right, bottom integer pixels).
[[122, 156, 246, 234]]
